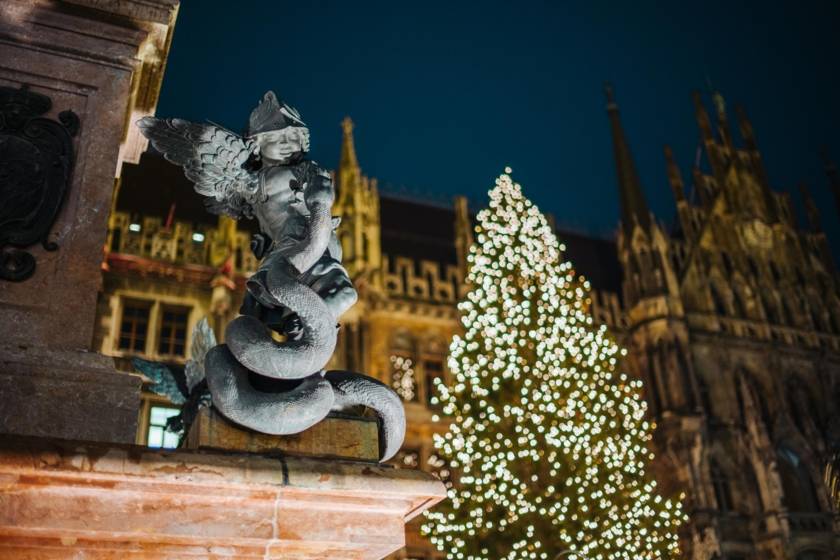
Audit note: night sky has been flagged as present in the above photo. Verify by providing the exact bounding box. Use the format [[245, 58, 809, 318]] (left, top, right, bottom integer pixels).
[[157, 0, 840, 247]]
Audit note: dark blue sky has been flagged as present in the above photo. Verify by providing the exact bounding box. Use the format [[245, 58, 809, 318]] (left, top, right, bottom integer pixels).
[[157, 0, 840, 245]]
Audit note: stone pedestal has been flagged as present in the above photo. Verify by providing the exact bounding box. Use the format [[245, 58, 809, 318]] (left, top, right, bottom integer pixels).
[[0, 345, 140, 443], [187, 407, 381, 461], [0, 435, 446, 559], [0, 0, 178, 444]]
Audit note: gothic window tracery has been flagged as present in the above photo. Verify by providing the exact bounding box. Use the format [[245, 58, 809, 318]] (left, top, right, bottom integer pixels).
[[762, 293, 780, 324], [780, 297, 794, 326], [644, 345, 665, 414], [777, 446, 821, 513], [786, 382, 821, 439], [710, 284, 728, 316], [731, 285, 746, 317], [710, 460, 734, 512], [747, 257, 759, 278], [736, 372, 773, 433], [696, 373, 713, 418], [721, 252, 733, 276], [770, 262, 782, 283]]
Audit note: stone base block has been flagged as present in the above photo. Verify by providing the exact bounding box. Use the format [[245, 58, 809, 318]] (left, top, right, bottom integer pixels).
[[0, 344, 140, 444], [187, 407, 381, 462], [0, 435, 446, 559]]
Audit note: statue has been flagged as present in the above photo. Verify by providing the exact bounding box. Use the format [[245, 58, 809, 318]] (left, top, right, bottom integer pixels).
[[135, 92, 404, 461]]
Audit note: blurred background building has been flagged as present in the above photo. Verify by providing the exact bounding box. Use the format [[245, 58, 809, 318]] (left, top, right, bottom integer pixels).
[[97, 87, 840, 559]]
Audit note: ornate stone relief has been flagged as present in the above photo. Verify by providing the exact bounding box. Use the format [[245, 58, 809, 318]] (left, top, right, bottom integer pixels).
[[0, 86, 79, 281]]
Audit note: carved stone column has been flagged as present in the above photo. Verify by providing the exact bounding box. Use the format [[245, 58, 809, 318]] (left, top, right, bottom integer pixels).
[[0, 0, 179, 443]]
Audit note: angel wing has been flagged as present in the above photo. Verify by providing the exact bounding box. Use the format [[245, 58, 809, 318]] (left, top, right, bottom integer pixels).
[[132, 358, 187, 405], [137, 117, 261, 218], [184, 317, 217, 392]]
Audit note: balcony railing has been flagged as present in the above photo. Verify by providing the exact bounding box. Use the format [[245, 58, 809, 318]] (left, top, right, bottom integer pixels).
[[108, 212, 258, 273]]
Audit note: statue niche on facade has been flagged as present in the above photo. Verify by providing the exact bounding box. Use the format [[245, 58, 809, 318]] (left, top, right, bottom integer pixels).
[[136, 92, 405, 461]]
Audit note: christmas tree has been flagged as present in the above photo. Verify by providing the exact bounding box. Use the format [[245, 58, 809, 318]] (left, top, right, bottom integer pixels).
[[423, 169, 685, 560]]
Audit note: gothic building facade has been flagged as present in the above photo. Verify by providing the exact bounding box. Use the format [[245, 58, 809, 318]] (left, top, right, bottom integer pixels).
[[95, 90, 840, 559]]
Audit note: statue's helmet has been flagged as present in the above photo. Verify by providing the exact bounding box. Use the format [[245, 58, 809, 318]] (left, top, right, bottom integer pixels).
[[247, 91, 310, 152]]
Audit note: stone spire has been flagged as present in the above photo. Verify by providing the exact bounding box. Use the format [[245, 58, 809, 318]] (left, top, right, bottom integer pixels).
[[734, 104, 777, 222], [604, 83, 651, 235], [339, 117, 359, 171], [338, 116, 360, 195], [332, 117, 382, 283], [692, 91, 721, 177], [711, 90, 733, 150], [664, 145, 685, 203], [798, 183, 821, 232]]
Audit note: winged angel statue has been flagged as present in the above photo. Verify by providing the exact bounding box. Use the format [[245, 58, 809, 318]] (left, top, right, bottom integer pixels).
[[135, 92, 404, 461]]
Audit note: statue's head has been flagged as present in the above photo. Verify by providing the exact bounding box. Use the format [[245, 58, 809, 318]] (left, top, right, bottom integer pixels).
[[247, 91, 310, 163]]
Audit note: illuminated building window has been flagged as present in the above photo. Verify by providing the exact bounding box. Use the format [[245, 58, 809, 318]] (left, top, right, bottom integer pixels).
[[147, 405, 180, 449], [778, 446, 821, 512], [158, 306, 189, 356], [118, 299, 151, 352], [391, 354, 418, 402]]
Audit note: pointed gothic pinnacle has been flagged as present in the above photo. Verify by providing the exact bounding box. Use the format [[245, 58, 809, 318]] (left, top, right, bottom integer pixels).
[[664, 145, 685, 203], [604, 82, 651, 235], [342, 115, 353, 135], [798, 182, 821, 232], [339, 116, 359, 172]]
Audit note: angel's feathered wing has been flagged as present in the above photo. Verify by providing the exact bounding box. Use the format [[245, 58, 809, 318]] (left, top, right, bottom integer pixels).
[[137, 117, 261, 218], [132, 358, 187, 405], [184, 318, 217, 392]]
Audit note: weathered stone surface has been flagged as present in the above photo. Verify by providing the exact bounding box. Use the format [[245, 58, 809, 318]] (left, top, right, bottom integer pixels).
[[187, 407, 381, 461], [0, 435, 446, 559], [0, 345, 141, 444], [0, 0, 176, 350]]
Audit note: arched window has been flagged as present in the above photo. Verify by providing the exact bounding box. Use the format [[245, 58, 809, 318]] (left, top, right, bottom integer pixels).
[[644, 345, 664, 414], [762, 294, 779, 324], [770, 262, 781, 283], [781, 298, 794, 325], [710, 285, 728, 316], [747, 257, 760, 278], [696, 374, 713, 417], [777, 446, 821, 513], [710, 460, 733, 512], [731, 287, 746, 317], [787, 383, 820, 438], [721, 252, 733, 276], [736, 373, 772, 431]]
